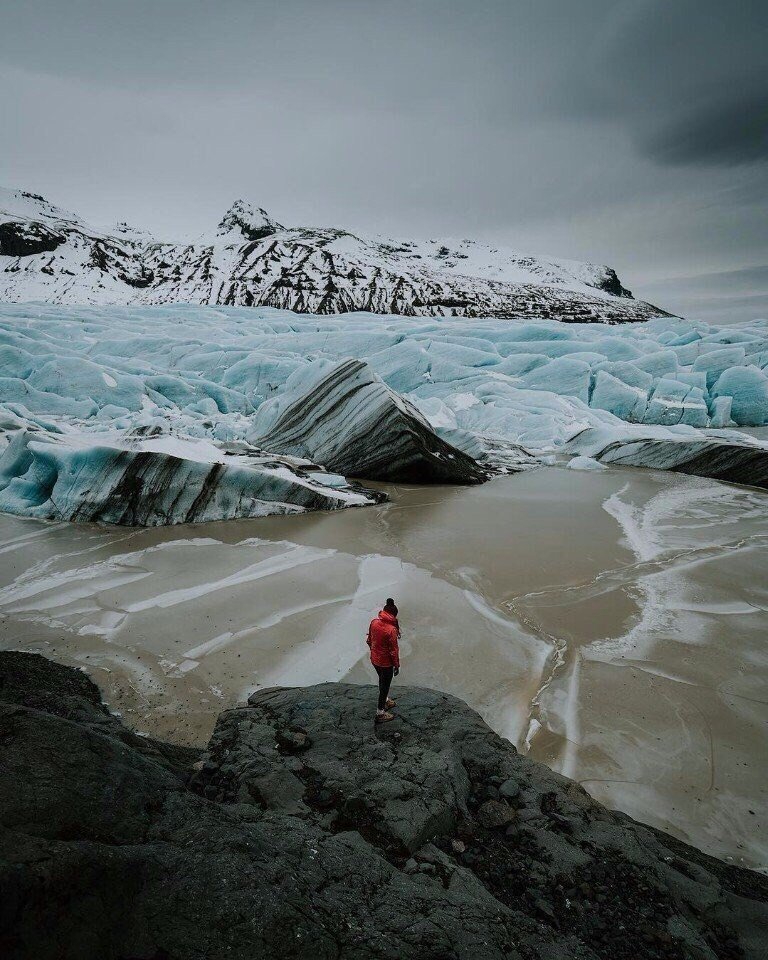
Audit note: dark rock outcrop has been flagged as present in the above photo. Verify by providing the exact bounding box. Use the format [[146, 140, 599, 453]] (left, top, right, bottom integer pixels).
[[251, 358, 489, 484], [0, 221, 64, 257], [595, 267, 632, 299], [1, 651, 766, 960], [215, 199, 283, 242]]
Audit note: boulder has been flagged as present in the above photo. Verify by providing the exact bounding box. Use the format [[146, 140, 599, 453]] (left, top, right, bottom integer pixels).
[[477, 799, 517, 829]]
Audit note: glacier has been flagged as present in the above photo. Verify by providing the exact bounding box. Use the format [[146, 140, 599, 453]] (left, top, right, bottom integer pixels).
[[0, 429, 384, 525], [0, 303, 767, 525], [249, 358, 488, 484]]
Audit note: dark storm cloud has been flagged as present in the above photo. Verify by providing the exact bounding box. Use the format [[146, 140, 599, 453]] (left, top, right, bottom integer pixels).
[[0, 0, 766, 320], [646, 94, 768, 167], [553, 0, 767, 116], [547, 0, 768, 169]]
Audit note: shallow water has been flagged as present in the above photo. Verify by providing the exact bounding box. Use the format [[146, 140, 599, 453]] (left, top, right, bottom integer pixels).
[[0, 465, 766, 871]]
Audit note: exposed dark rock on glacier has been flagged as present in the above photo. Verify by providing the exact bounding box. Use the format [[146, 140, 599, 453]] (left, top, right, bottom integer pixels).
[[2, 651, 766, 960], [0, 429, 385, 525], [0, 188, 666, 322], [251, 358, 489, 484], [588, 434, 768, 490]]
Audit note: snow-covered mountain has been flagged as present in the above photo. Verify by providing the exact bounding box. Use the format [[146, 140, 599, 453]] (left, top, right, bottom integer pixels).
[[0, 188, 664, 322]]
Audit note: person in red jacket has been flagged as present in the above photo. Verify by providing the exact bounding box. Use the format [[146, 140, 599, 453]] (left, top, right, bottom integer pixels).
[[366, 598, 401, 723]]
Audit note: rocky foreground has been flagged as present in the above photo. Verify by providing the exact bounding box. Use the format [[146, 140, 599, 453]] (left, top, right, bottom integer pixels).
[[1, 652, 766, 960]]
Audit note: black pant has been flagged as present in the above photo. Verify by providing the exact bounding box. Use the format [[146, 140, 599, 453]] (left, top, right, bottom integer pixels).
[[374, 665, 394, 711]]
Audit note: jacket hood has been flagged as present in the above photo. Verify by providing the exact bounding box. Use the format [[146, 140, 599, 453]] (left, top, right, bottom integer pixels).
[[378, 610, 398, 624]]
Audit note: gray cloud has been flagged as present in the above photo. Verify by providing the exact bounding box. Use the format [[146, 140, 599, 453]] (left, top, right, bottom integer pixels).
[[639, 266, 768, 323], [645, 94, 768, 167], [0, 0, 766, 321]]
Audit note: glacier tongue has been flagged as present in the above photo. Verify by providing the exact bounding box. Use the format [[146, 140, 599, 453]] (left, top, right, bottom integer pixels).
[[0, 429, 384, 526], [566, 426, 768, 490], [249, 358, 488, 484], [0, 304, 768, 526]]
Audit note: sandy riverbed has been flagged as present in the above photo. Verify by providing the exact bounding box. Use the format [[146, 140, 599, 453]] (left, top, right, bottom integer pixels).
[[0, 465, 765, 871]]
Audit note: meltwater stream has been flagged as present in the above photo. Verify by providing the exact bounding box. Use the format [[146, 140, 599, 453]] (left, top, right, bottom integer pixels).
[[0, 465, 766, 871]]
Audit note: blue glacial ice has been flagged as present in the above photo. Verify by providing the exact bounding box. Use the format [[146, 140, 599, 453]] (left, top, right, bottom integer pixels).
[[0, 304, 767, 523], [0, 428, 383, 525]]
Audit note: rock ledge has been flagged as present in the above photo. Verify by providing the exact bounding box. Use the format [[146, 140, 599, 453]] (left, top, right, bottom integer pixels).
[[1, 651, 766, 960]]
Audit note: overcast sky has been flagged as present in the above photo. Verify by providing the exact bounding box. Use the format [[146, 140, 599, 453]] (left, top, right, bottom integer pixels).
[[1, 0, 766, 320]]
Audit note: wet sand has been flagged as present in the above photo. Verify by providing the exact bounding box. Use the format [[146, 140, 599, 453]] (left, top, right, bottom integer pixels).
[[0, 465, 766, 871]]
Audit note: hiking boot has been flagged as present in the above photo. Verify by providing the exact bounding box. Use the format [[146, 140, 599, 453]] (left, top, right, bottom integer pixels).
[[375, 710, 395, 724]]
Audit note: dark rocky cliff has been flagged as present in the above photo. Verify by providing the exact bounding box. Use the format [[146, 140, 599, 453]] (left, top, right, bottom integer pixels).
[[1, 651, 765, 960]]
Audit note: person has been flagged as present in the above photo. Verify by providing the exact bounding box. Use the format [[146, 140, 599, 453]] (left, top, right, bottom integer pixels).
[[366, 598, 400, 724]]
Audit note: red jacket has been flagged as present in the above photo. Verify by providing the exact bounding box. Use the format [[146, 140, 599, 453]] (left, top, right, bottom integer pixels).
[[367, 610, 400, 668]]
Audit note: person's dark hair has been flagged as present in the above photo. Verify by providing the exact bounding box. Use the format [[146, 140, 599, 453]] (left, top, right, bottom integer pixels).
[[384, 598, 398, 617]]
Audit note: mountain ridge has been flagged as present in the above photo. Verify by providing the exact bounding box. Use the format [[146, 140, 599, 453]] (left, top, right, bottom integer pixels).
[[0, 187, 666, 321]]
